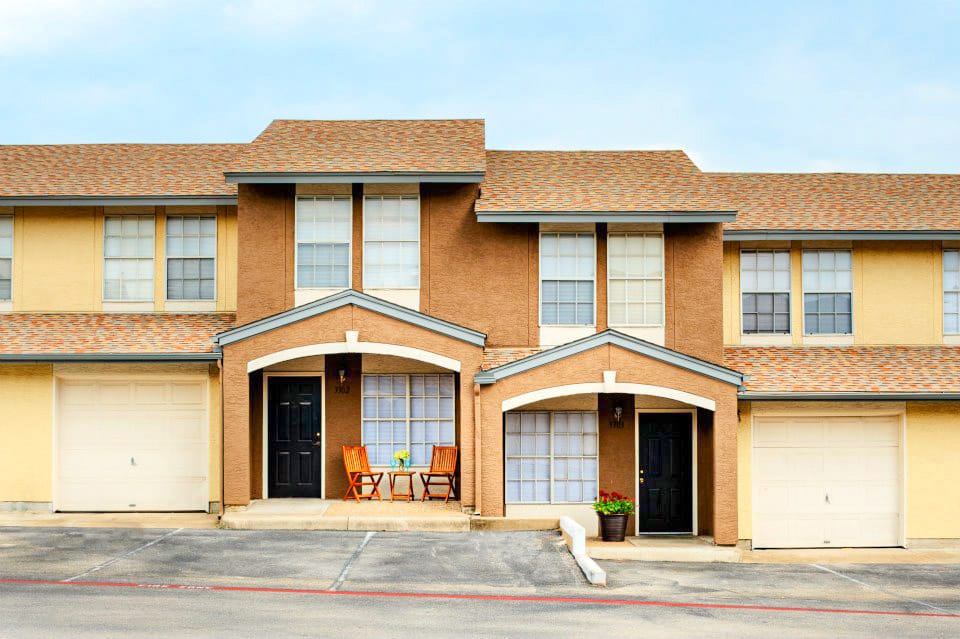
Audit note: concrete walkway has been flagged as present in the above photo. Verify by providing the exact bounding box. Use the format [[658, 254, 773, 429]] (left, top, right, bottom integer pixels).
[[0, 512, 218, 529], [220, 499, 472, 532]]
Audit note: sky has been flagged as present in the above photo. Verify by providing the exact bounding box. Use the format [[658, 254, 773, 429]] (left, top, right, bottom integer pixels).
[[0, 0, 957, 172]]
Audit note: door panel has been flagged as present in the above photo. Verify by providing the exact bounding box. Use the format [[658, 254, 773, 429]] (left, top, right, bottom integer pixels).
[[267, 378, 322, 498], [638, 412, 693, 533]]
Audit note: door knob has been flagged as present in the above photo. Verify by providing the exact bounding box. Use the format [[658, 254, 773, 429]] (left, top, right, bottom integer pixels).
[[130, 457, 136, 466], [639, 478, 645, 485], [311, 432, 322, 447]]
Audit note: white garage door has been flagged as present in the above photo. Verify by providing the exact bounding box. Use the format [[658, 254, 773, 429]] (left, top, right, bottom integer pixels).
[[57, 377, 209, 511], [752, 414, 901, 549]]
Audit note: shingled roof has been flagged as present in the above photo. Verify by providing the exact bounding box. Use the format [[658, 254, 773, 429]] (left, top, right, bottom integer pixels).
[[0, 144, 241, 199], [227, 119, 486, 176]]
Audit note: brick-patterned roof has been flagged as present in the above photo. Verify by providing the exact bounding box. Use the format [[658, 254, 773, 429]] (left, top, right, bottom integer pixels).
[[481, 347, 544, 370], [726, 345, 960, 394], [715, 173, 960, 232], [476, 150, 732, 212], [0, 144, 241, 198], [229, 119, 486, 175], [0, 313, 236, 354]]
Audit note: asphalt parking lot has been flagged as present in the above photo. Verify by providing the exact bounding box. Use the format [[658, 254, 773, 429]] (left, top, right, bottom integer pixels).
[[1, 527, 959, 638]]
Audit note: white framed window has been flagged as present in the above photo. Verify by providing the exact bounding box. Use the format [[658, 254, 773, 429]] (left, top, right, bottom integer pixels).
[[0, 215, 12, 301], [802, 250, 852, 335], [945, 250, 960, 334], [296, 196, 352, 289], [363, 195, 419, 289], [741, 249, 791, 334], [103, 215, 154, 301], [361, 374, 455, 466], [166, 215, 216, 300], [540, 233, 595, 326], [505, 411, 598, 504], [608, 232, 663, 326]]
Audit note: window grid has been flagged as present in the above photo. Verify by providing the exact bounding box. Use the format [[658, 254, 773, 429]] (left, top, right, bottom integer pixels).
[[363, 195, 420, 289], [607, 232, 664, 326], [741, 249, 791, 334], [802, 250, 853, 335], [296, 196, 352, 289], [103, 215, 154, 302], [0, 215, 11, 301], [505, 411, 599, 504], [945, 250, 960, 334], [166, 215, 216, 300], [540, 232, 596, 326]]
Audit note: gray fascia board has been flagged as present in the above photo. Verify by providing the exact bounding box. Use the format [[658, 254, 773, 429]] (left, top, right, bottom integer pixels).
[[0, 352, 221, 362], [475, 329, 743, 386], [213, 289, 486, 348], [477, 211, 738, 224], [0, 196, 237, 206], [724, 230, 960, 241], [740, 391, 960, 401], [224, 172, 485, 184]]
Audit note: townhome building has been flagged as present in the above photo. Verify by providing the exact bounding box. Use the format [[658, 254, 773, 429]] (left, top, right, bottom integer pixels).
[[1, 119, 957, 549]]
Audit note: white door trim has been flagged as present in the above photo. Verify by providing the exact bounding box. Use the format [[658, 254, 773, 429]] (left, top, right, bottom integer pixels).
[[634, 408, 698, 536], [261, 372, 326, 500]]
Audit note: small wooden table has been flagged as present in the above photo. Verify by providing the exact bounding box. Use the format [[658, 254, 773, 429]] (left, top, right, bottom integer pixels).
[[388, 471, 415, 502]]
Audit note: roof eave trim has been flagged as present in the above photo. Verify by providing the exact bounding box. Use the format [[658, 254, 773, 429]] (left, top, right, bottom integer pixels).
[[739, 391, 960, 401], [0, 196, 237, 206], [0, 352, 221, 362], [213, 289, 486, 348], [475, 329, 743, 386], [477, 211, 737, 224], [224, 172, 485, 184], [724, 230, 960, 241]]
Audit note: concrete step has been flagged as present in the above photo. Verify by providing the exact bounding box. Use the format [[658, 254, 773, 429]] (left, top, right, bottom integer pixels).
[[470, 517, 559, 532], [587, 535, 742, 563], [219, 512, 470, 532]]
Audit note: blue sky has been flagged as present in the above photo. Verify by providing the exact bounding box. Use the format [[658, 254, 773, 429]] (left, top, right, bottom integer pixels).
[[0, 0, 957, 172]]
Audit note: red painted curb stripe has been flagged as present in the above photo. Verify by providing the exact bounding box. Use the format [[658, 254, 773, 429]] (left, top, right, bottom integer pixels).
[[0, 578, 957, 619]]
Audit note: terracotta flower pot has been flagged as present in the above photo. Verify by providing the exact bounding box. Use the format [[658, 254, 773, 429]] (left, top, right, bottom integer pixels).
[[598, 513, 629, 542]]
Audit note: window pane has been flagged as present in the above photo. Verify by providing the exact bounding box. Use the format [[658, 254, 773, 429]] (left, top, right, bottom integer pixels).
[[104, 216, 154, 301]]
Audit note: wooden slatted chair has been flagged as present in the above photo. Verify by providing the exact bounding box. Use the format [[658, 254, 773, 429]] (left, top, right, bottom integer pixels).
[[342, 445, 383, 502], [420, 446, 458, 503]]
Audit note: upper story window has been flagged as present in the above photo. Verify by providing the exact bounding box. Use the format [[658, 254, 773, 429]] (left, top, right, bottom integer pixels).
[[166, 216, 216, 300], [945, 250, 960, 334], [540, 232, 595, 326], [741, 249, 790, 334], [802, 250, 852, 335], [296, 196, 352, 289], [608, 232, 663, 326], [103, 215, 154, 302], [0, 215, 11, 301], [363, 195, 420, 289]]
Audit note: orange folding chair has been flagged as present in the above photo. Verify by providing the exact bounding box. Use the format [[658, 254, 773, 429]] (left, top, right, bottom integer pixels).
[[419, 446, 458, 502], [342, 445, 383, 502]]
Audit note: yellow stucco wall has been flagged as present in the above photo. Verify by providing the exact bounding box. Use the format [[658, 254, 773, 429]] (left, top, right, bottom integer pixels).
[[0, 365, 54, 502], [736, 400, 752, 539], [208, 364, 222, 504]]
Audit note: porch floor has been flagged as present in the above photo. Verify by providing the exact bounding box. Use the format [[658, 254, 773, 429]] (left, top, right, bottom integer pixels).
[[587, 535, 742, 563], [220, 499, 470, 532]]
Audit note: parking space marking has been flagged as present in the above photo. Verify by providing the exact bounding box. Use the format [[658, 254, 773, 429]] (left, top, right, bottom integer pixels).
[[328, 531, 375, 592], [810, 563, 954, 615], [62, 528, 184, 583]]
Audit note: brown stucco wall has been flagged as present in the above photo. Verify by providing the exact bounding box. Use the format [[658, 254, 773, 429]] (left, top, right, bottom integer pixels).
[[236, 183, 295, 324], [324, 353, 362, 499], [598, 393, 635, 531], [696, 407, 715, 536]]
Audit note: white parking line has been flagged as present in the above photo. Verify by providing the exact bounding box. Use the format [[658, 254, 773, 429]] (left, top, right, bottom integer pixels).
[[810, 563, 953, 615], [329, 531, 375, 592], [62, 528, 184, 583]]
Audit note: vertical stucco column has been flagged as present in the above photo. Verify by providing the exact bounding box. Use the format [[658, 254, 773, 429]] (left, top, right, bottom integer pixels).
[[479, 389, 506, 517], [457, 375, 475, 509], [712, 391, 739, 545], [222, 355, 251, 506]]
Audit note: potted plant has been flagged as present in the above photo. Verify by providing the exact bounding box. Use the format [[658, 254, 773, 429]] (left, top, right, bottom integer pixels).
[[593, 490, 635, 542], [392, 449, 411, 471]]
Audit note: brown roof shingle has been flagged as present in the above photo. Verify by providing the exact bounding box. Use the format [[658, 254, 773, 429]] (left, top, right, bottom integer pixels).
[[726, 345, 960, 395], [476, 150, 731, 213], [0, 313, 235, 355], [0, 144, 241, 198], [229, 119, 486, 175], [715, 172, 960, 232]]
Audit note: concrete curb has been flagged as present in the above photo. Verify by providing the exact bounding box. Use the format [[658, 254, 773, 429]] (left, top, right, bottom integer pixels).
[[559, 516, 606, 586]]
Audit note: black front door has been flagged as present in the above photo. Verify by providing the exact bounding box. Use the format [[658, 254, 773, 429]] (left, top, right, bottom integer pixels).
[[267, 377, 323, 498], [638, 412, 693, 533]]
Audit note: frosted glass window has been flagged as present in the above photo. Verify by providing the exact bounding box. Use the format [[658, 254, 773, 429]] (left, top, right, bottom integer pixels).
[[363, 195, 419, 289], [741, 249, 791, 334], [541, 233, 595, 325], [803, 250, 852, 335], [361, 373, 455, 466], [296, 196, 352, 288], [166, 215, 216, 300], [608, 233, 663, 326], [505, 411, 598, 504], [945, 250, 960, 334], [103, 215, 154, 301], [0, 215, 11, 300]]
